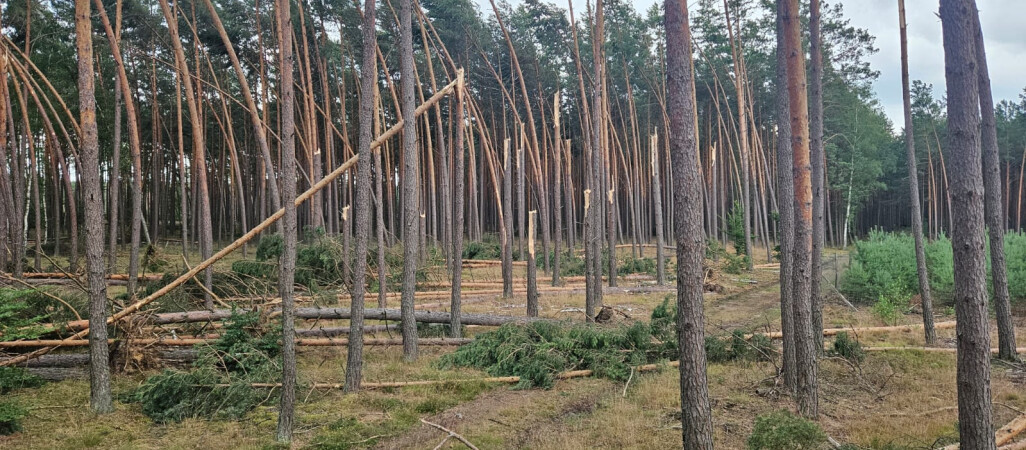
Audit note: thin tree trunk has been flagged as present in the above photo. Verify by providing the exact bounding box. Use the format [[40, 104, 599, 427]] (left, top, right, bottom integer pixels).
[[344, 0, 377, 392], [75, 0, 113, 414], [898, 0, 937, 347], [551, 93, 563, 286], [201, 0, 280, 212], [782, 0, 818, 419], [971, 8, 1017, 361], [275, 0, 298, 441], [527, 210, 538, 317], [450, 72, 466, 337], [652, 133, 666, 286], [399, 0, 421, 361], [809, 0, 825, 354], [939, 1, 995, 447], [502, 139, 514, 299], [157, 0, 213, 308], [665, 0, 714, 446]]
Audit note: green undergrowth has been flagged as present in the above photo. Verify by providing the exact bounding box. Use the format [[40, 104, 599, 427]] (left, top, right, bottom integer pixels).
[[747, 410, 826, 450], [842, 230, 1026, 306], [0, 368, 44, 435], [0, 401, 28, 435], [0, 287, 86, 338], [439, 297, 771, 388], [125, 310, 281, 423]]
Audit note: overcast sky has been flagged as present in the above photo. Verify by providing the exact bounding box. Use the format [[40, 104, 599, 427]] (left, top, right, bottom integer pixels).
[[472, 0, 1026, 129]]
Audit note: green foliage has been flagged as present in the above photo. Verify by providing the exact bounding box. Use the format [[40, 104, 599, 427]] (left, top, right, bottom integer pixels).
[[0, 401, 27, 435], [127, 310, 280, 423], [618, 256, 657, 276], [724, 253, 749, 275], [437, 320, 667, 389], [747, 410, 827, 450], [830, 332, 865, 363], [0, 291, 48, 342], [0, 368, 45, 394], [727, 200, 747, 256], [706, 239, 726, 260], [560, 251, 587, 277], [462, 240, 501, 260], [872, 289, 908, 326], [255, 233, 284, 261], [129, 370, 263, 424], [841, 230, 954, 304]]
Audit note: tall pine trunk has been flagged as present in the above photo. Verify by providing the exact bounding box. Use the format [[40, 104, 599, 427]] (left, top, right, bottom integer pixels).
[[399, 0, 421, 361], [665, 0, 714, 446], [808, 0, 825, 353], [75, 0, 113, 414], [971, 7, 1017, 361], [344, 0, 378, 392], [939, 0, 995, 447], [774, 0, 797, 392], [782, 0, 818, 419]]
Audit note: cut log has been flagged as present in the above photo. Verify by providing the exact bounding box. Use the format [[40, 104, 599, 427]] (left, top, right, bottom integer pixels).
[[295, 325, 399, 337]]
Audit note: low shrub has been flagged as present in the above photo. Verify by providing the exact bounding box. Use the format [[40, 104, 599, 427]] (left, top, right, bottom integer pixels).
[[830, 332, 865, 363], [724, 253, 749, 275], [0, 402, 27, 435], [0, 368, 45, 394], [747, 410, 826, 450], [618, 256, 657, 276]]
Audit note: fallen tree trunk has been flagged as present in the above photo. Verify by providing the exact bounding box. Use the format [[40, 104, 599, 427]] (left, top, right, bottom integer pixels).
[[860, 346, 1026, 354], [0, 337, 473, 348], [754, 320, 958, 340], [295, 325, 399, 337]]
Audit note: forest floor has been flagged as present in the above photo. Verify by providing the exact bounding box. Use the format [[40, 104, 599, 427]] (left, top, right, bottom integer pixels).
[[3, 246, 1026, 449]]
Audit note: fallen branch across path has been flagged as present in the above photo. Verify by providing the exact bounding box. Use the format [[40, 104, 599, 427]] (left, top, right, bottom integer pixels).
[[420, 419, 480, 450], [754, 320, 957, 340], [859, 346, 1026, 354], [941, 412, 1026, 449]]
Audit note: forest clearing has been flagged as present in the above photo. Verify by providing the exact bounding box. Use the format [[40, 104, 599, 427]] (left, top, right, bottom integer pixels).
[[1, 0, 1026, 448]]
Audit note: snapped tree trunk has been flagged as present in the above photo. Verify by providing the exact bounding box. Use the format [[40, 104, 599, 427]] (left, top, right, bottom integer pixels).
[[665, 0, 714, 447], [939, 0, 995, 447], [450, 72, 466, 337]]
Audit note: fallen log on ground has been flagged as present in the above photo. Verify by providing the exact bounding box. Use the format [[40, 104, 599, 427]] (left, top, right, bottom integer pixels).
[[755, 320, 958, 340], [15, 272, 164, 282], [860, 346, 1026, 354], [0, 337, 472, 348], [941, 412, 1026, 449], [295, 324, 399, 337]]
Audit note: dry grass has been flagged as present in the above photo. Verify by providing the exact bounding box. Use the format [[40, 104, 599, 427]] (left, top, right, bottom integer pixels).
[[3, 249, 1025, 449]]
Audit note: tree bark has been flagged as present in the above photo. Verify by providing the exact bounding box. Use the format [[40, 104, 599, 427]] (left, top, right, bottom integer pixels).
[[652, 133, 666, 286], [665, 0, 714, 447], [939, 0, 995, 447], [808, 0, 825, 354], [502, 139, 514, 298], [275, 0, 298, 441], [75, 0, 113, 414], [345, 0, 378, 392], [898, 0, 937, 347], [552, 93, 563, 287], [971, 6, 1017, 361], [399, 0, 421, 362], [782, 0, 818, 419], [774, 0, 797, 392]]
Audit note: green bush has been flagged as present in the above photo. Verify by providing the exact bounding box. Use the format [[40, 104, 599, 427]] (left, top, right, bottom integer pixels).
[[727, 200, 747, 256], [255, 233, 284, 261], [747, 410, 826, 450], [830, 332, 865, 363], [0, 402, 27, 435], [618, 256, 657, 276], [724, 253, 749, 274], [462, 240, 502, 260], [841, 230, 953, 303]]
